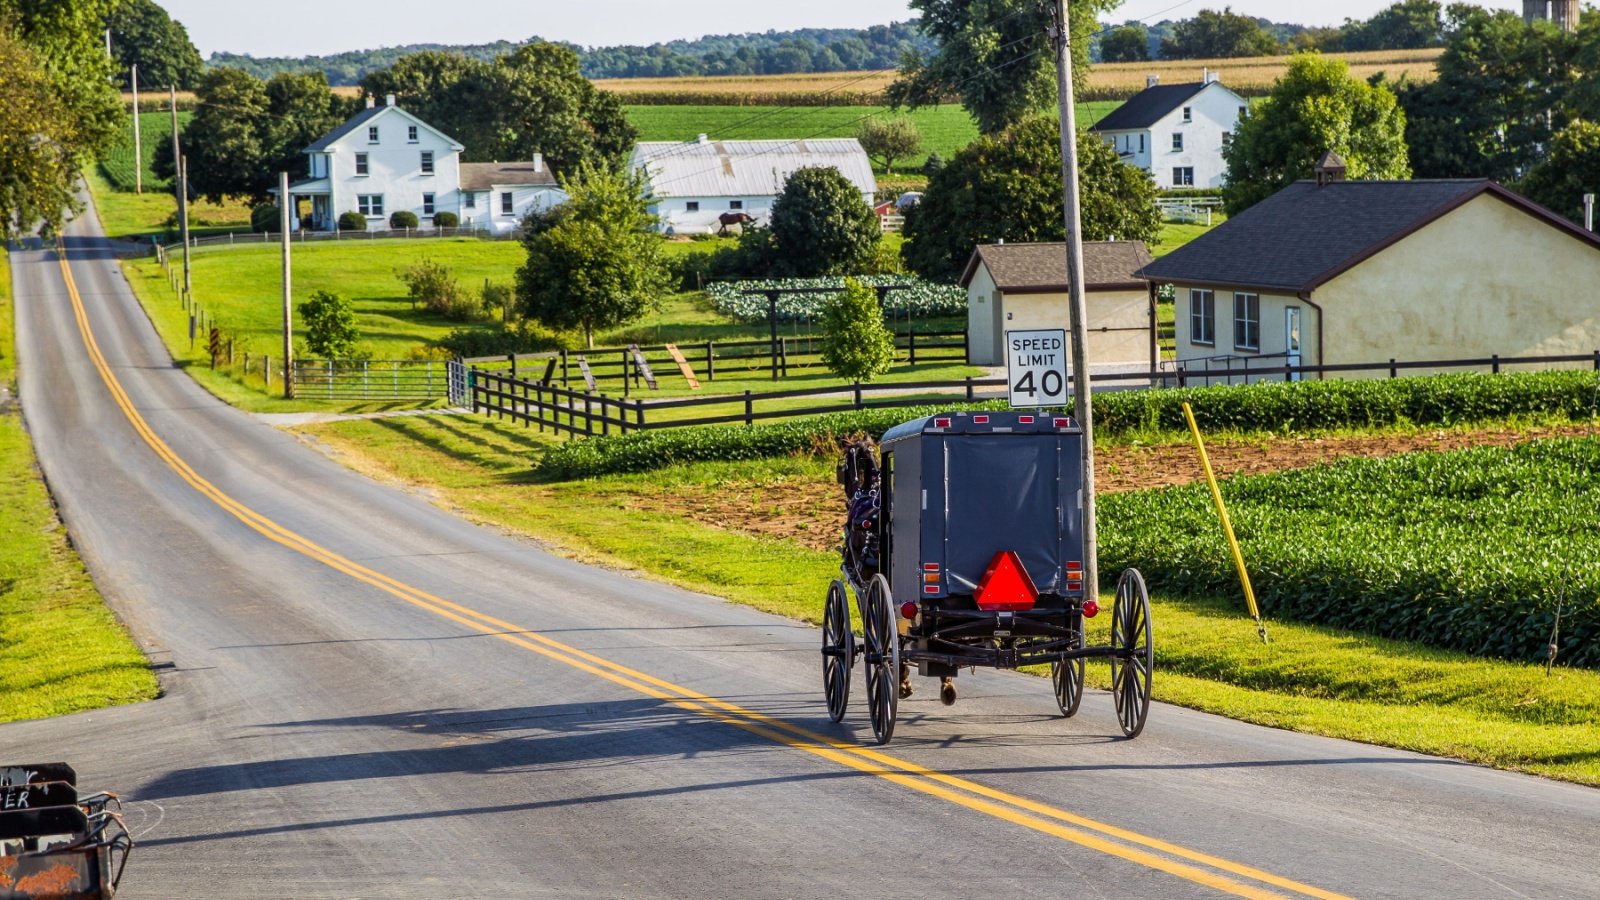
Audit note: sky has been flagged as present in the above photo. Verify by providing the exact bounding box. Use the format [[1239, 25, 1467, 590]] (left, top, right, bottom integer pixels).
[[157, 1, 1528, 59]]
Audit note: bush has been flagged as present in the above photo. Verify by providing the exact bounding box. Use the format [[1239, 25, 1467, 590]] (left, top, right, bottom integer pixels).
[[820, 278, 894, 382], [337, 211, 367, 231], [480, 281, 515, 322], [1100, 438, 1600, 668], [398, 259, 488, 322], [389, 210, 419, 229], [435, 321, 571, 358], [433, 211, 459, 228], [705, 275, 965, 323], [250, 204, 280, 233], [297, 289, 363, 358], [769, 166, 881, 276]]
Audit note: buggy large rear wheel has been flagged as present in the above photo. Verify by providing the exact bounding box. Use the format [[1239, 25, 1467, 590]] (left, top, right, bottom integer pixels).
[[822, 579, 854, 723], [1051, 636, 1085, 718], [1110, 569, 1153, 738], [862, 573, 900, 745]]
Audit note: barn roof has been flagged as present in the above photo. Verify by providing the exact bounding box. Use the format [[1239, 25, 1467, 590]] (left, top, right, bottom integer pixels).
[[960, 241, 1154, 293], [628, 138, 876, 199]]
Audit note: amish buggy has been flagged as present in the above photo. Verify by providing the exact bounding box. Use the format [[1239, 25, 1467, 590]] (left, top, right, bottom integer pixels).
[[0, 762, 132, 898], [823, 410, 1153, 744]]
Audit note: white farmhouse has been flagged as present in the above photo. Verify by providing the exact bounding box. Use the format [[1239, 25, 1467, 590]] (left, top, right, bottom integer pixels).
[[629, 136, 876, 235], [1089, 73, 1249, 190], [282, 95, 564, 232]]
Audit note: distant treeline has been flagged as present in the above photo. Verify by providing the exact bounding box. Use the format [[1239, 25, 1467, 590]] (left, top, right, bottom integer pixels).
[[208, 22, 937, 85]]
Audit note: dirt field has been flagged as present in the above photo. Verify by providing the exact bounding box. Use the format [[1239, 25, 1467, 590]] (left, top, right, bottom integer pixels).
[[630, 423, 1598, 553]]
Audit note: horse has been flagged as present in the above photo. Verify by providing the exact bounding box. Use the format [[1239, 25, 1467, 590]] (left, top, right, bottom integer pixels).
[[717, 211, 755, 236]]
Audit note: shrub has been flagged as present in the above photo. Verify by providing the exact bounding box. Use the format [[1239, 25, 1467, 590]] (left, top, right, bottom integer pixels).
[[399, 259, 488, 322], [769, 166, 881, 276], [480, 281, 515, 322], [820, 278, 895, 382], [250, 204, 280, 233], [435, 321, 571, 358], [389, 210, 420, 229], [337, 210, 367, 231], [433, 211, 459, 228], [297, 289, 362, 359], [705, 276, 965, 323]]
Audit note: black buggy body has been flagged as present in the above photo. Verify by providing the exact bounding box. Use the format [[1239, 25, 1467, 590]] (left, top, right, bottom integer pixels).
[[823, 410, 1153, 745]]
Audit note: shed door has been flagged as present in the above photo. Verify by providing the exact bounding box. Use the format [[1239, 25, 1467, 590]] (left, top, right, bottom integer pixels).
[[990, 291, 1005, 365], [1285, 306, 1302, 382]]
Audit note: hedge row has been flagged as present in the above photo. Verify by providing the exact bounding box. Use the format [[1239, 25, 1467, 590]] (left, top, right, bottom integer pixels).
[[1099, 438, 1600, 669], [538, 370, 1600, 480], [705, 276, 967, 324]]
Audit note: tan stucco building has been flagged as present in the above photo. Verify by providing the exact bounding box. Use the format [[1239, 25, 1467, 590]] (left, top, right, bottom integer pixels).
[[960, 241, 1156, 369], [1139, 176, 1600, 383]]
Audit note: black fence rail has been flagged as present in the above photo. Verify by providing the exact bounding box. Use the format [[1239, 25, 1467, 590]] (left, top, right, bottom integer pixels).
[[464, 329, 967, 392], [291, 359, 453, 401], [1164, 349, 1600, 387]]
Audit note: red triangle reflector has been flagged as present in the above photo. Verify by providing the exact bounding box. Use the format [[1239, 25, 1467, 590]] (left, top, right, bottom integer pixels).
[[974, 550, 1037, 611]]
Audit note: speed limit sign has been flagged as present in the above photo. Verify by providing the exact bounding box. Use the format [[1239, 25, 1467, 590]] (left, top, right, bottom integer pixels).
[[1005, 328, 1069, 408]]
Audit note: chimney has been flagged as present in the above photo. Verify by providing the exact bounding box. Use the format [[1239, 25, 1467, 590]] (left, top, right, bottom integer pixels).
[[1203, 68, 1219, 85], [1146, 74, 1159, 89], [385, 94, 396, 107], [1314, 150, 1348, 187], [365, 95, 375, 109], [533, 152, 543, 173], [697, 133, 710, 144]]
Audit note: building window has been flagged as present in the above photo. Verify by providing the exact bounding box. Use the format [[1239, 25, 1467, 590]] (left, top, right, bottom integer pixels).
[[407, 125, 418, 143], [500, 192, 514, 215], [367, 125, 379, 143], [1239, 105, 1249, 119], [1182, 106, 1192, 122], [1222, 131, 1233, 147], [422, 193, 435, 215], [358, 194, 383, 216], [729, 200, 743, 210], [1172, 167, 1195, 187], [1190, 289, 1215, 346], [1171, 132, 1184, 152], [464, 193, 476, 209], [685, 201, 700, 212], [1233, 292, 1260, 351], [1139, 134, 1145, 153], [355, 153, 369, 176], [420, 151, 434, 175]]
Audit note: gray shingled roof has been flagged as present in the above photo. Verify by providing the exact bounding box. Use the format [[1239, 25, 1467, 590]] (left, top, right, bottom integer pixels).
[[959, 241, 1154, 293], [1137, 179, 1599, 293], [1090, 82, 1210, 132], [460, 162, 557, 191]]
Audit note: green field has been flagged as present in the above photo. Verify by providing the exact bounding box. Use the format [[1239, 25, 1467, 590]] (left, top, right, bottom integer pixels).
[[100, 111, 187, 193], [624, 102, 1121, 173], [0, 252, 159, 723]]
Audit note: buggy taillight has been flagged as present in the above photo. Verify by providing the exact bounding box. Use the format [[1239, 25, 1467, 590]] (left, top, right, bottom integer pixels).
[[1082, 599, 1099, 618], [1066, 560, 1083, 593], [901, 602, 919, 619]]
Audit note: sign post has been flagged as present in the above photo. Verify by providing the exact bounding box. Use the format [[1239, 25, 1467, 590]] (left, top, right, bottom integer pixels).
[[1005, 328, 1069, 408]]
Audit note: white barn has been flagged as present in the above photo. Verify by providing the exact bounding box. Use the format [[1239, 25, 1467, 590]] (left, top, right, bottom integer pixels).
[[1089, 73, 1248, 190], [629, 136, 876, 235]]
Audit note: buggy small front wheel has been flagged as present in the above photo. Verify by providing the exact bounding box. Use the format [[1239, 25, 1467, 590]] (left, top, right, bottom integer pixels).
[[862, 573, 900, 745], [822, 579, 854, 723], [1110, 568, 1154, 738]]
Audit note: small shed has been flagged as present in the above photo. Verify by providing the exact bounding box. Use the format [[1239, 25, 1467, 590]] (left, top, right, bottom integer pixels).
[[959, 241, 1156, 369]]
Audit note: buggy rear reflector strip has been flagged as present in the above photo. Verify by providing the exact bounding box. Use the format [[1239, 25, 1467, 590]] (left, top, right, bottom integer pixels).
[[1066, 561, 1083, 572], [924, 585, 940, 594], [1018, 415, 1034, 424], [973, 415, 989, 424], [923, 574, 940, 583], [933, 417, 952, 428], [923, 563, 940, 571], [974, 550, 1038, 611], [1055, 418, 1071, 428]]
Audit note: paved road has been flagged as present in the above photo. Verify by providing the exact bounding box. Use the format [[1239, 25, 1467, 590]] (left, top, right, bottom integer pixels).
[[3, 207, 1597, 899]]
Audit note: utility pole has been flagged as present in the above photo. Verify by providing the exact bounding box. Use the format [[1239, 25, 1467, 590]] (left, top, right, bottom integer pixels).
[[131, 64, 141, 194], [170, 87, 191, 304], [1051, 0, 1099, 598], [280, 172, 294, 399]]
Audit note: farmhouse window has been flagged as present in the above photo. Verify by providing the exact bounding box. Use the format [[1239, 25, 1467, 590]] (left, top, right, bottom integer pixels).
[[500, 192, 514, 215], [358, 194, 383, 216], [729, 200, 743, 210], [1222, 131, 1232, 146], [1190, 289, 1215, 346], [408, 125, 418, 143], [422, 193, 435, 215], [1182, 106, 1192, 122], [1233, 292, 1260, 351], [1139, 134, 1145, 152], [1171, 132, 1184, 152], [368, 126, 379, 143], [420, 151, 434, 175], [465, 193, 476, 209], [355, 153, 369, 175], [1172, 167, 1194, 187], [686, 201, 700, 212]]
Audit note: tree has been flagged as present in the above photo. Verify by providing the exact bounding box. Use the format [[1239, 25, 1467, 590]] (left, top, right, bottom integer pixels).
[[888, 0, 1118, 135], [0, 31, 80, 240], [298, 290, 362, 359], [262, 71, 349, 181], [1160, 8, 1280, 59], [769, 166, 882, 277], [156, 67, 270, 203], [857, 116, 923, 174], [902, 117, 1161, 282], [0, 0, 123, 159], [1100, 25, 1149, 63], [1222, 53, 1410, 216], [1340, 0, 1444, 52], [821, 279, 896, 382], [1518, 120, 1600, 224], [105, 0, 204, 90], [515, 163, 669, 348]]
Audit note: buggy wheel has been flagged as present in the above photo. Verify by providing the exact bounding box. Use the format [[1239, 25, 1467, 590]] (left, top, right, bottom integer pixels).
[[822, 579, 854, 723], [862, 573, 900, 745], [1110, 569, 1154, 738], [1051, 640, 1085, 718]]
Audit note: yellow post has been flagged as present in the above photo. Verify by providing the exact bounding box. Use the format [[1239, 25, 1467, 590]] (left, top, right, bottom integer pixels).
[[1182, 402, 1268, 643]]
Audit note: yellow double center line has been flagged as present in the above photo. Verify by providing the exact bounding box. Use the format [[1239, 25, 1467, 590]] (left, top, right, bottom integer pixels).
[[55, 249, 1350, 900]]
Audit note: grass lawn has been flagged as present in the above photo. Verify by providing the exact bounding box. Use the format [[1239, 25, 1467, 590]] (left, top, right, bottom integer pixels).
[[0, 252, 159, 723], [88, 169, 252, 242], [296, 412, 1600, 786]]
